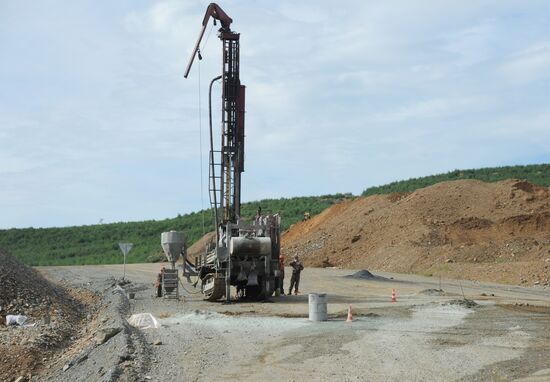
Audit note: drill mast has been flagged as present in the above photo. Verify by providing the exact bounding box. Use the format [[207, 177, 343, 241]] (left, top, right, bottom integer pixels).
[[220, 30, 245, 223], [184, 3, 280, 302], [184, 3, 245, 225]]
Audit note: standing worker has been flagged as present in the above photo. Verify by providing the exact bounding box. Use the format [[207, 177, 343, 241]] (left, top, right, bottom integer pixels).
[[156, 267, 166, 297], [256, 206, 262, 217], [278, 254, 286, 295], [288, 255, 304, 295]]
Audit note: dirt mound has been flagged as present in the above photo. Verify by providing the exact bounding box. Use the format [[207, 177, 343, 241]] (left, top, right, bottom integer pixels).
[[282, 179, 550, 287], [0, 249, 91, 381], [418, 289, 445, 296], [186, 231, 216, 261], [1, 250, 72, 316], [345, 269, 388, 281], [445, 299, 479, 308]]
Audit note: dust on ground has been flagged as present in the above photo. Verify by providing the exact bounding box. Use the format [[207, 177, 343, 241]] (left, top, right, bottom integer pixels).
[[8, 263, 545, 382], [3, 177, 550, 381]]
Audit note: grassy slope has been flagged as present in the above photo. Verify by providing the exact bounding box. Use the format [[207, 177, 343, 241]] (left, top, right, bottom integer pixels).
[[0, 194, 350, 266], [363, 164, 549, 196], [1, 164, 548, 266]]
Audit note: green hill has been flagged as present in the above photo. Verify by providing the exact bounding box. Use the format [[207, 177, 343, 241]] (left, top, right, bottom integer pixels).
[[1, 164, 548, 267], [362, 164, 549, 196], [0, 194, 351, 266]]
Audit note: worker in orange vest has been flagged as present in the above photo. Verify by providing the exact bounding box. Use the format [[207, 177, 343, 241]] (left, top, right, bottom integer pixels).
[[156, 267, 165, 297]]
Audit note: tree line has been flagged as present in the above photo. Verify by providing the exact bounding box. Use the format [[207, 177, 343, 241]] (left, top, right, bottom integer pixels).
[[2, 164, 547, 266], [0, 194, 351, 266], [362, 164, 549, 196]]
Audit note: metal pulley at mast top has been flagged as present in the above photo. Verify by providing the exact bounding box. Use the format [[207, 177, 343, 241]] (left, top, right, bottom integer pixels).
[[184, 3, 246, 226]]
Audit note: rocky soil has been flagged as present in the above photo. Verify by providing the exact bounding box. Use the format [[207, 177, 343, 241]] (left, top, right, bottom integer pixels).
[[6, 261, 549, 382], [3, 178, 550, 381], [42, 280, 151, 382], [0, 249, 97, 382], [0, 249, 152, 382], [282, 179, 550, 287]]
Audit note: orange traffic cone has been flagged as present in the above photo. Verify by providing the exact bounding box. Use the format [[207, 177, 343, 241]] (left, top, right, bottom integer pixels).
[[346, 304, 353, 322], [391, 288, 397, 303]]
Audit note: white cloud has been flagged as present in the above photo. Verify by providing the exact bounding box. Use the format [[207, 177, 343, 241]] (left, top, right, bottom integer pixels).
[[442, 22, 497, 67], [278, 2, 329, 24], [1, 0, 549, 228], [336, 70, 397, 89], [371, 96, 493, 123], [489, 111, 550, 143], [499, 41, 550, 84], [0, 154, 37, 174]]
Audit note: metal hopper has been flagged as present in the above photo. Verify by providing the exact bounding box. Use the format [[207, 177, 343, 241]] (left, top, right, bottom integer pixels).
[[161, 231, 186, 268]]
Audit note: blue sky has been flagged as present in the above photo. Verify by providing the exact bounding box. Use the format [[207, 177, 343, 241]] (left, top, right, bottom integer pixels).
[[1, 0, 549, 228]]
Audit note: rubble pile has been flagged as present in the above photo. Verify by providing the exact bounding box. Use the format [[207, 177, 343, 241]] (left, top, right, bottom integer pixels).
[[0, 249, 89, 381], [1, 249, 68, 318], [282, 179, 550, 286]]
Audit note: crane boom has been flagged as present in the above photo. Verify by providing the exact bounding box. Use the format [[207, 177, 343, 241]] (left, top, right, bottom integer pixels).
[[184, 3, 233, 78]]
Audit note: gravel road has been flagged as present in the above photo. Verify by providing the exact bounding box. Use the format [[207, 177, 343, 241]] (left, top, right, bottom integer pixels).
[[35, 264, 550, 382]]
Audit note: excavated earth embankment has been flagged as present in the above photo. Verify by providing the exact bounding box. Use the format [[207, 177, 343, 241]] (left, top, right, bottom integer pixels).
[[282, 179, 550, 286], [0, 249, 95, 381], [0, 249, 150, 382]]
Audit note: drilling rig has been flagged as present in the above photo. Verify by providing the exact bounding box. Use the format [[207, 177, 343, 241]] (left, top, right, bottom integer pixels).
[[184, 3, 281, 301]]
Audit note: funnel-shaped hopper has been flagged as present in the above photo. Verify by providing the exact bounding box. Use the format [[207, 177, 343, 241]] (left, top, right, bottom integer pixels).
[[161, 231, 186, 264]]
